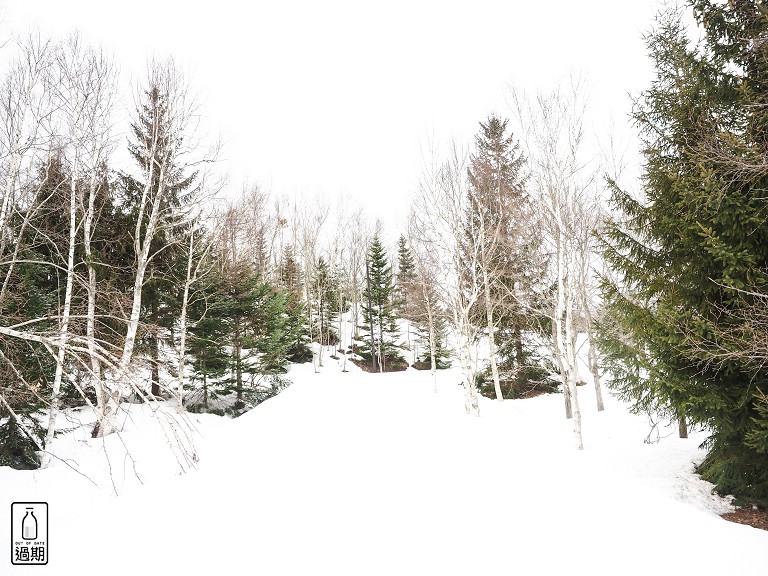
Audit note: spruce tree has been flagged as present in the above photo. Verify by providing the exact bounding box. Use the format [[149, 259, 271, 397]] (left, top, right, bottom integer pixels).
[[186, 269, 231, 412], [413, 303, 452, 370], [123, 84, 198, 396], [312, 256, 339, 346], [599, 2, 768, 505], [360, 234, 401, 372], [467, 114, 539, 394], [395, 235, 416, 314]]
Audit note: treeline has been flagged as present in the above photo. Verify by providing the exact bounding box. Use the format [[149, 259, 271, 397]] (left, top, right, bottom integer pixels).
[[410, 0, 768, 507], [0, 33, 462, 471], [3, 0, 768, 510], [0, 36, 315, 469]]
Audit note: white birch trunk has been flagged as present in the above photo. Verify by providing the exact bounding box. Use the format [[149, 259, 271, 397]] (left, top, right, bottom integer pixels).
[[563, 265, 583, 450], [41, 164, 79, 467], [84, 168, 109, 434], [585, 308, 604, 412], [176, 228, 195, 407], [483, 268, 503, 402], [428, 308, 438, 394], [456, 309, 480, 416]]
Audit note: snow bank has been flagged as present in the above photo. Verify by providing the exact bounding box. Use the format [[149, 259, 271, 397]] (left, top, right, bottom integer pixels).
[[3, 359, 767, 575]]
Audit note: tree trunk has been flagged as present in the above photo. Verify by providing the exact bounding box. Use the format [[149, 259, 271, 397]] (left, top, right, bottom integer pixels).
[[553, 306, 572, 419], [456, 309, 480, 416], [513, 319, 524, 380], [678, 415, 688, 439], [366, 259, 376, 372], [42, 167, 78, 467], [378, 309, 385, 373], [587, 321, 604, 412], [483, 269, 503, 401], [234, 322, 244, 411], [150, 328, 160, 397], [555, 231, 582, 448], [176, 228, 195, 407], [84, 171, 107, 431], [338, 288, 344, 351], [563, 252, 583, 450], [427, 305, 438, 394]]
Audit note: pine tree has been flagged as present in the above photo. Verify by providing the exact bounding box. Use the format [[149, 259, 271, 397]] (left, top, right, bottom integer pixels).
[[360, 234, 401, 372], [599, 2, 768, 505]]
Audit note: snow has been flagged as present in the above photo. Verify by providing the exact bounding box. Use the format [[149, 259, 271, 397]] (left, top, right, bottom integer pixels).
[[3, 357, 767, 575]]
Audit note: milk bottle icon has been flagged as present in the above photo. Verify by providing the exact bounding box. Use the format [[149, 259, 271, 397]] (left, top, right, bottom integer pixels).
[[22, 508, 37, 540]]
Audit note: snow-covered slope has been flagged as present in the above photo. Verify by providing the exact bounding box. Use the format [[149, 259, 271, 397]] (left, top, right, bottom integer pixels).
[[3, 358, 767, 575]]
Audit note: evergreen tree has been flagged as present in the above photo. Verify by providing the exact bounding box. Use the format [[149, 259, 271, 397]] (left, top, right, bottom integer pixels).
[[186, 269, 231, 413], [395, 235, 416, 314], [185, 258, 307, 414], [360, 235, 401, 372], [467, 114, 540, 393], [277, 244, 311, 361], [599, 2, 768, 505], [413, 309, 452, 370], [278, 245, 302, 295], [0, 240, 56, 468], [123, 84, 198, 396], [312, 256, 339, 346]]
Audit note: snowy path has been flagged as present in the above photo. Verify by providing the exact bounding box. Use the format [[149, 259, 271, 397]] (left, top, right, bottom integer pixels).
[[4, 361, 768, 574]]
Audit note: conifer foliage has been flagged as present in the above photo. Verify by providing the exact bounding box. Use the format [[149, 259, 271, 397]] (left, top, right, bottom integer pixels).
[[600, 1, 768, 505], [466, 114, 538, 400], [359, 234, 402, 372]]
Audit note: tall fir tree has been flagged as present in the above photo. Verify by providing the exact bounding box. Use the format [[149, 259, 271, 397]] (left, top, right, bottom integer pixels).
[[123, 84, 198, 396], [395, 235, 417, 347], [599, 2, 768, 505], [360, 234, 401, 372], [312, 256, 339, 346], [467, 114, 540, 394], [395, 235, 416, 313]]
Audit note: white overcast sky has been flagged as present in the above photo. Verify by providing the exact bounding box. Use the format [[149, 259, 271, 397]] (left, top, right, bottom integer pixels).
[[3, 0, 664, 231]]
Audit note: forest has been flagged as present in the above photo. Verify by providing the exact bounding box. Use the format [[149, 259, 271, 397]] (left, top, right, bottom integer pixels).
[[1, 0, 768, 515]]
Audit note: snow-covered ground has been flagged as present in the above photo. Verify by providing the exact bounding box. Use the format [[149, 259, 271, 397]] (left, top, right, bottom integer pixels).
[[3, 356, 767, 575]]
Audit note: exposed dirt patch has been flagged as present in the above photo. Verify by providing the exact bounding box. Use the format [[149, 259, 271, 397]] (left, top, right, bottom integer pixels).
[[349, 358, 409, 373], [722, 507, 768, 531]]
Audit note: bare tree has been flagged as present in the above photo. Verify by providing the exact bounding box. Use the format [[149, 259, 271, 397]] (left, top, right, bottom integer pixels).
[[407, 213, 442, 393], [48, 36, 119, 445], [295, 195, 329, 368], [511, 81, 602, 449], [95, 59, 205, 437], [413, 143, 481, 415]]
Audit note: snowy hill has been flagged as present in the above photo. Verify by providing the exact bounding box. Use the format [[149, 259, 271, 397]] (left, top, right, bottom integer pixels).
[[3, 358, 768, 575]]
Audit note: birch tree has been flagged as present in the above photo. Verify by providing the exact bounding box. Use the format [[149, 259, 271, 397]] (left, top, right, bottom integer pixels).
[[52, 36, 118, 442], [413, 143, 481, 415], [467, 115, 528, 402], [511, 82, 601, 449], [407, 214, 442, 393], [96, 60, 201, 437], [0, 37, 59, 464], [0, 35, 56, 284]]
